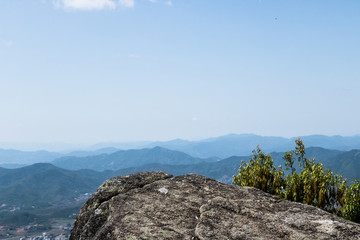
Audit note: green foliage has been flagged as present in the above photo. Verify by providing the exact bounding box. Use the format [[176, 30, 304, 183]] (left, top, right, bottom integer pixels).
[[343, 180, 360, 223], [232, 146, 284, 198], [282, 140, 346, 215], [233, 139, 359, 223]]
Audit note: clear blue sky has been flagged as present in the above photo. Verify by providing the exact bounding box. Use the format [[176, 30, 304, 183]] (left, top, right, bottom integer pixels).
[[1, 0, 359, 144]]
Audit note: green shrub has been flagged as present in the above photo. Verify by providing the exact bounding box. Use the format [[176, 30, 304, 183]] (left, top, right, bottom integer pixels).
[[232, 146, 284, 198], [233, 139, 358, 223], [282, 140, 346, 215], [343, 180, 360, 222]]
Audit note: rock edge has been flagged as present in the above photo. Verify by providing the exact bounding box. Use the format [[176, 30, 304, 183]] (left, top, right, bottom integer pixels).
[[70, 171, 360, 240]]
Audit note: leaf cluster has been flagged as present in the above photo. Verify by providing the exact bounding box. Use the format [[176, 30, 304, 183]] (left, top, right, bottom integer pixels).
[[343, 180, 360, 222], [232, 146, 284, 198]]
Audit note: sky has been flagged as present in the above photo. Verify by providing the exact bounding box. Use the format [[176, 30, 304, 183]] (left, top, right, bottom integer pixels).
[[0, 0, 360, 145]]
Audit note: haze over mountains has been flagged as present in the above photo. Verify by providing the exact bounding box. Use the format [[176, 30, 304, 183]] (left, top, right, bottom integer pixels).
[[1, 134, 359, 191], [1, 134, 360, 167], [1, 146, 359, 211], [52, 147, 218, 171], [1, 134, 360, 228], [0, 163, 109, 208], [144, 134, 360, 158]]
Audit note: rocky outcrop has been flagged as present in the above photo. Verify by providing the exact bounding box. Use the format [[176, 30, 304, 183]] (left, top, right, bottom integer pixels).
[[70, 171, 360, 240]]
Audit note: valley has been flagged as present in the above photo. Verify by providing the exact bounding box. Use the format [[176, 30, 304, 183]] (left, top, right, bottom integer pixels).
[[0, 135, 359, 239]]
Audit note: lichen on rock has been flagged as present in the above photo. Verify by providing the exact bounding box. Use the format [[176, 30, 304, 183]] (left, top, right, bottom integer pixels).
[[70, 171, 360, 240]]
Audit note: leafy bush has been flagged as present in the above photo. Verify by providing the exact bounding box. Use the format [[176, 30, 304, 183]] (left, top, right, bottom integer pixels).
[[232, 146, 284, 198], [233, 139, 358, 223], [343, 180, 360, 222]]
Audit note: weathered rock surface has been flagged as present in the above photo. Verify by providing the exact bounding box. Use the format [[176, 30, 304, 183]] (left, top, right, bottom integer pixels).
[[70, 171, 360, 240]]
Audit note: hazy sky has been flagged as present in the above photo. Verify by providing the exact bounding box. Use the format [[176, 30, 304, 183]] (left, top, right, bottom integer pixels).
[[1, 0, 359, 144]]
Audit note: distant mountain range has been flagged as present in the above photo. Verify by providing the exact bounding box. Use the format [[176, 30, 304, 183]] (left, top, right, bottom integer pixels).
[[0, 156, 243, 212], [0, 144, 359, 227], [0, 133, 359, 228], [326, 149, 360, 181], [0, 149, 62, 165], [143, 134, 360, 158], [1, 146, 359, 210], [52, 147, 218, 171], [0, 163, 112, 209], [0, 147, 120, 167], [2, 134, 360, 165]]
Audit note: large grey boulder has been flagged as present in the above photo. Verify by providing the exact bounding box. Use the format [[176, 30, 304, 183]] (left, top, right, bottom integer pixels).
[[70, 171, 360, 240]]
